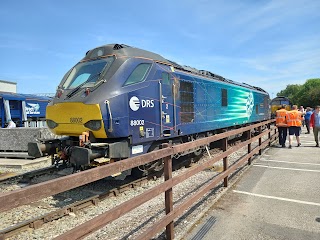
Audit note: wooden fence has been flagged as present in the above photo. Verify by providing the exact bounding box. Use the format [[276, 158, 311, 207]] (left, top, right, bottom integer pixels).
[[0, 119, 277, 239]]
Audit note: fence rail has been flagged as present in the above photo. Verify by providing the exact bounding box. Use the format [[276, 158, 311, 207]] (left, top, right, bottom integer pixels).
[[55, 119, 277, 239], [0, 119, 277, 239]]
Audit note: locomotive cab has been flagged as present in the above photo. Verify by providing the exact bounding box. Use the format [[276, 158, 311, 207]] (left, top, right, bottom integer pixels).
[[29, 44, 177, 174]]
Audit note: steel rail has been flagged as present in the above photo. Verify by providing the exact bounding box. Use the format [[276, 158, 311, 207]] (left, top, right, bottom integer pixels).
[[0, 157, 195, 239], [0, 165, 58, 184], [0, 175, 152, 239]]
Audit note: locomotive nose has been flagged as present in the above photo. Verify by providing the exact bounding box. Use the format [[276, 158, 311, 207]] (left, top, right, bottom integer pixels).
[[46, 102, 107, 138]]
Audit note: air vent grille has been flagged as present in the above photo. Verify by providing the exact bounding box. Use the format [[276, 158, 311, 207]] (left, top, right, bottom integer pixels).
[[113, 44, 123, 50]]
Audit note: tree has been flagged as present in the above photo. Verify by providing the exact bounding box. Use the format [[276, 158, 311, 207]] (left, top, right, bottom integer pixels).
[[277, 84, 302, 104], [297, 79, 320, 107], [277, 79, 320, 107]]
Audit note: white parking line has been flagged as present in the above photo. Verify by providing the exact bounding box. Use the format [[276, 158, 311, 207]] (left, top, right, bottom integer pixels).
[[253, 164, 320, 173], [259, 159, 320, 166], [233, 190, 320, 207]]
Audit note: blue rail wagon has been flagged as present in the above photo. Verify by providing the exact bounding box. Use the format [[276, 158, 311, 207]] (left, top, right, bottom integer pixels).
[[0, 92, 50, 128]]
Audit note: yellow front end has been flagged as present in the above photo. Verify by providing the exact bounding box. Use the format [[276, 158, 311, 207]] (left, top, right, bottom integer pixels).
[[46, 102, 107, 138], [271, 105, 279, 116], [271, 105, 291, 116]]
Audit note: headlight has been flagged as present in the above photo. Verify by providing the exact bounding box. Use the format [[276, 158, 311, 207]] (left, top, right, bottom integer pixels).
[[47, 119, 58, 129], [84, 120, 102, 131]]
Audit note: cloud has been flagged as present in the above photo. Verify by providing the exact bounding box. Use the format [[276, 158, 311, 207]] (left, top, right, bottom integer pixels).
[[86, 32, 157, 49], [233, 0, 320, 44], [183, 0, 320, 45], [182, 35, 320, 95], [178, 29, 204, 41], [0, 42, 40, 51], [247, 37, 320, 75], [46, 50, 76, 59]]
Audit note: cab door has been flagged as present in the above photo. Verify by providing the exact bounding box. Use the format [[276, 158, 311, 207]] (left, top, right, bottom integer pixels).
[[159, 72, 175, 137]]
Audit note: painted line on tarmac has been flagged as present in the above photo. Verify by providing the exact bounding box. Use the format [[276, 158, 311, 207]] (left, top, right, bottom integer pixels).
[[259, 159, 320, 166], [233, 190, 320, 207], [300, 140, 316, 142], [253, 164, 320, 173]]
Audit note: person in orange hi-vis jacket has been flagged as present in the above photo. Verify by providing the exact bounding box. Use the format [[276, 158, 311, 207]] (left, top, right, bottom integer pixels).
[[275, 104, 288, 148], [287, 105, 304, 149]]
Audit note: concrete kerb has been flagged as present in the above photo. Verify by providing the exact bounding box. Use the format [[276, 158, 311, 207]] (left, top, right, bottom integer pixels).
[[0, 157, 51, 169]]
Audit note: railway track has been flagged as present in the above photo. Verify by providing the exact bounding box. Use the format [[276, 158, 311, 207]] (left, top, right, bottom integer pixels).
[[0, 137, 252, 239], [0, 174, 158, 239], [0, 152, 200, 240], [0, 165, 60, 185]]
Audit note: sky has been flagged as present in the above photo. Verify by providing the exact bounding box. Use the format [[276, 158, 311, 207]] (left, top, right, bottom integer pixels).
[[0, 0, 319, 98]]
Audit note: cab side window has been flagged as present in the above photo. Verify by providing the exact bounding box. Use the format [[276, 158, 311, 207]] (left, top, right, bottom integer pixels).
[[123, 63, 151, 86], [162, 72, 170, 85], [221, 88, 228, 106]]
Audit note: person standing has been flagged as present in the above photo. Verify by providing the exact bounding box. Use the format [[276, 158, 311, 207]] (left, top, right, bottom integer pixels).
[[310, 106, 320, 147], [299, 106, 306, 127], [304, 107, 313, 134], [6, 120, 16, 128], [287, 105, 303, 148], [275, 105, 288, 147]]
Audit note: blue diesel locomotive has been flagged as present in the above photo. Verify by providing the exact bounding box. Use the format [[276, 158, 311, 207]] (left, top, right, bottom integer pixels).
[[28, 44, 270, 177]]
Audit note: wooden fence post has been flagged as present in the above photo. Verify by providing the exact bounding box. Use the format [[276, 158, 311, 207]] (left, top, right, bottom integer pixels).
[[247, 130, 252, 165], [162, 143, 174, 240], [222, 137, 228, 187], [259, 126, 262, 155], [268, 123, 271, 146]]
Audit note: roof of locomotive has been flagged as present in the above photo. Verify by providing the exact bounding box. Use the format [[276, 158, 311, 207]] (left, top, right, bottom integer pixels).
[[83, 44, 268, 94], [271, 96, 290, 100], [82, 43, 171, 64], [270, 96, 291, 103]]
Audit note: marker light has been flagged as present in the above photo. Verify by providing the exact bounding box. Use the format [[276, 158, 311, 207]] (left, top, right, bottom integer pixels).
[[85, 88, 90, 96], [47, 119, 59, 129], [56, 89, 63, 98], [84, 120, 102, 131]]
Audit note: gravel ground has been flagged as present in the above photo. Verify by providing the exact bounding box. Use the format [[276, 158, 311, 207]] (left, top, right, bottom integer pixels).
[[0, 136, 270, 240], [0, 160, 52, 175], [0, 160, 53, 193]]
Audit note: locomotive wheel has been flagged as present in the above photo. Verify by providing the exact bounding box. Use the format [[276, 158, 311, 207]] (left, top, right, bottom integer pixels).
[[132, 160, 164, 177], [193, 147, 204, 156], [132, 143, 164, 177], [191, 134, 205, 157]]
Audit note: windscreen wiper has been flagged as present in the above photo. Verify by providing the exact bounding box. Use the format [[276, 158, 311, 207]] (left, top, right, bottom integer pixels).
[[90, 79, 107, 92], [66, 72, 102, 99]]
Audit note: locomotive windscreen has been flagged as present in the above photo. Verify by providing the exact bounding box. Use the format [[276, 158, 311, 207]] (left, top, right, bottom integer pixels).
[[62, 56, 114, 90]]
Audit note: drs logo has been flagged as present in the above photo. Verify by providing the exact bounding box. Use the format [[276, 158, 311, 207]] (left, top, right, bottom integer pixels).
[[129, 96, 154, 111]]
